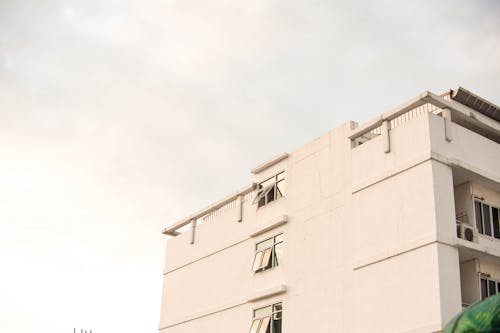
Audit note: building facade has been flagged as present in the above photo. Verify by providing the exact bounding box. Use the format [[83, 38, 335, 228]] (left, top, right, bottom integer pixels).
[[159, 87, 500, 333]]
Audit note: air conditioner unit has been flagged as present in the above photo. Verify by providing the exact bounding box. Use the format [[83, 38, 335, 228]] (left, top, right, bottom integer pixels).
[[457, 222, 476, 242]]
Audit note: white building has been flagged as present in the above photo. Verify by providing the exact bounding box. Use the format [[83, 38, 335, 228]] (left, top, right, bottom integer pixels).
[[159, 87, 500, 333]]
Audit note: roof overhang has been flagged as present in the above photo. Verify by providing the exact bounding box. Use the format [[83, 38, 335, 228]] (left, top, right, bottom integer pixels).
[[452, 87, 500, 122]]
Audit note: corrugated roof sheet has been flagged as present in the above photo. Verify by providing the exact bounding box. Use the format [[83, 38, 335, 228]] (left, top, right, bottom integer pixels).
[[452, 87, 500, 122]]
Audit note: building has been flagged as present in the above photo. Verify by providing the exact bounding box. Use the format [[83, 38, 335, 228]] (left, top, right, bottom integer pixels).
[[158, 87, 500, 333]]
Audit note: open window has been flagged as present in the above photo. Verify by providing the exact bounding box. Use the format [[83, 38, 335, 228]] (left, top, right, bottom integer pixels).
[[252, 234, 284, 273], [253, 172, 286, 208], [248, 302, 282, 333]]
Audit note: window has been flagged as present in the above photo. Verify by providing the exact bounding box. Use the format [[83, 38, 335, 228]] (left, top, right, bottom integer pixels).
[[252, 234, 284, 273], [480, 276, 500, 300], [249, 302, 282, 333], [253, 172, 286, 208], [474, 199, 500, 239]]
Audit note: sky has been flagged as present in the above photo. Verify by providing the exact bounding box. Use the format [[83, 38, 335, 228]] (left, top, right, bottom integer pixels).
[[0, 0, 499, 332]]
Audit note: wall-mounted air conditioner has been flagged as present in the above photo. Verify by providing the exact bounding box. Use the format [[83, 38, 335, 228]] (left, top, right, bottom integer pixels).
[[456, 222, 476, 242]]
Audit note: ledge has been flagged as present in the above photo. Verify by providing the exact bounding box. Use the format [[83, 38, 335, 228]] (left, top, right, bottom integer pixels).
[[250, 215, 288, 238], [247, 284, 287, 303], [456, 236, 500, 258], [251, 153, 289, 174]]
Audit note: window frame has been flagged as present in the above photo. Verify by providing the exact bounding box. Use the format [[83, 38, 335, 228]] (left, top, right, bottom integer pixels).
[[249, 302, 282, 333], [473, 198, 500, 240], [480, 275, 500, 300], [252, 234, 284, 273], [253, 171, 286, 208]]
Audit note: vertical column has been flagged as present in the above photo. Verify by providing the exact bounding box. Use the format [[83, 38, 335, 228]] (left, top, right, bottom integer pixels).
[[190, 219, 196, 245], [237, 194, 243, 222], [382, 120, 391, 153], [442, 108, 453, 142]]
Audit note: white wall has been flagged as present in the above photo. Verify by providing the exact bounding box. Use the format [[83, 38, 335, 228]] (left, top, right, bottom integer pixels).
[[160, 110, 498, 333]]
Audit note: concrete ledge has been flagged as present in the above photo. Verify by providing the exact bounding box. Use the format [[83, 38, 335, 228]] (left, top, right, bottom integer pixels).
[[456, 236, 500, 258], [247, 284, 287, 303], [250, 215, 288, 238], [431, 152, 500, 186], [251, 153, 289, 174]]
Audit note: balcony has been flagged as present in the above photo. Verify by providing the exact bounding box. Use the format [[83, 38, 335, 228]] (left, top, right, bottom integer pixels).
[[454, 177, 500, 258], [459, 258, 500, 307]]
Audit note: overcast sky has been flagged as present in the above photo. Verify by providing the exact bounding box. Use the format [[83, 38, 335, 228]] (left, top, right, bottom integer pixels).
[[1, 0, 499, 332]]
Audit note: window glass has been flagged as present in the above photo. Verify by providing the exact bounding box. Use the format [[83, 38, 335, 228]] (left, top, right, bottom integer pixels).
[[257, 185, 274, 208], [483, 204, 492, 236], [492, 207, 499, 239], [273, 242, 284, 267], [258, 317, 270, 333], [256, 238, 273, 251], [252, 303, 282, 333], [488, 280, 497, 296], [258, 196, 266, 208], [260, 177, 275, 189], [266, 186, 276, 204], [276, 180, 285, 199], [274, 234, 284, 243], [254, 306, 272, 318], [272, 316, 282, 333], [249, 319, 260, 333], [261, 248, 272, 269], [481, 278, 488, 300], [255, 172, 286, 208], [252, 251, 263, 272], [475, 201, 483, 234], [254, 234, 284, 272]]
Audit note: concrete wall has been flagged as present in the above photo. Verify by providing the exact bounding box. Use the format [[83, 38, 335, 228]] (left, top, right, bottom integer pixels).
[[454, 183, 473, 225], [160, 107, 499, 333], [429, 113, 500, 184], [160, 122, 353, 332], [350, 112, 462, 331], [479, 258, 500, 281], [460, 259, 479, 305], [471, 182, 500, 208], [460, 257, 500, 306]]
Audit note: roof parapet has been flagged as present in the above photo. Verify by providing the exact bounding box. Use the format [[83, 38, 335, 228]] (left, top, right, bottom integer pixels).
[[349, 89, 500, 143], [162, 183, 257, 236], [349, 91, 431, 140]]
